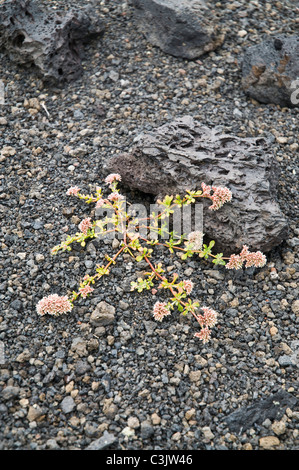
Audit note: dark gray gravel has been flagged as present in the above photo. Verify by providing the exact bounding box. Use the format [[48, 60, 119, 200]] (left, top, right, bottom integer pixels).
[[0, 0, 298, 450]]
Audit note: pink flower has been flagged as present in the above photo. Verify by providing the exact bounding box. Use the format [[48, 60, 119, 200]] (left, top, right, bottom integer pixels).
[[79, 284, 94, 298], [79, 217, 92, 235], [153, 301, 171, 322], [226, 245, 266, 270], [36, 294, 72, 316], [201, 182, 211, 196], [209, 186, 232, 210], [108, 192, 124, 202], [244, 251, 267, 268], [187, 231, 203, 250], [225, 253, 243, 270], [196, 306, 218, 328], [201, 183, 232, 210], [105, 173, 122, 185], [194, 327, 211, 344], [194, 306, 218, 342], [183, 279, 194, 295], [240, 244, 250, 259], [96, 198, 105, 208], [66, 186, 80, 196]]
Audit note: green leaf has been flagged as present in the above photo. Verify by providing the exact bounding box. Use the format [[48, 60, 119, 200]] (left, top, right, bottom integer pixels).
[[212, 252, 226, 265], [174, 194, 183, 207], [213, 259, 226, 265], [162, 195, 174, 206]]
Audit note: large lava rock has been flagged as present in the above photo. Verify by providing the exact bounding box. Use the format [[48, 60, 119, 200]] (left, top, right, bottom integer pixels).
[[242, 35, 299, 107], [129, 0, 225, 59], [224, 390, 298, 433], [0, 0, 104, 84], [104, 116, 288, 255]]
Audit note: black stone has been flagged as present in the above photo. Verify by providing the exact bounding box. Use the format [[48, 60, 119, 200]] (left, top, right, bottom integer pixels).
[[130, 0, 225, 59], [85, 431, 117, 450], [104, 115, 288, 255], [224, 390, 298, 433], [242, 35, 299, 107], [0, 0, 104, 84]]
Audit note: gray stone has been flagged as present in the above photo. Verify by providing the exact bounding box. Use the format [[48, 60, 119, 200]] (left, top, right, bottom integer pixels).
[[84, 260, 93, 269], [60, 395, 76, 414], [10, 299, 23, 311], [84, 423, 99, 438], [73, 110, 85, 120], [130, 0, 225, 59], [105, 115, 288, 255], [140, 420, 155, 438], [0, 0, 104, 84], [75, 360, 91, 375], [71, 337, 88, 357], [32, 220, 43, 230], [242, 35, 299, 107], [90, 301, 115, 326], [278, 355, 294, 366], [85, 431, 117, 450], [101, 373, 111, 393], [2, 385, 20, 401], [278, 340, 299, 367], [46, 438, 60, 450]]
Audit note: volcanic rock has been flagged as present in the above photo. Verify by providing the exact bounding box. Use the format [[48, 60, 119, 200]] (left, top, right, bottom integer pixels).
[[224, 390, 298, 433], [0, 0, 104, 84], [242, 35, 299, 107], [85, 431, 117, 450], [104, 115, 288, 254], [129, 0, 225, 59], [90, 301, 115, 327]]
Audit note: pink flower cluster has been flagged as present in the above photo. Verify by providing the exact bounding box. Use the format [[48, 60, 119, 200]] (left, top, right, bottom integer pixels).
[[194, 327, 211, 344], [196, 307, 218, 328], [108, 192, 124, 202], [226, 245, 266, 270], [153, 301, 171, 322], [183, 279, 194, 295], [66, 186, 80, 196], [79, 217, 92, 235], [96, 198, 105, 208], [36, 294, 72, 316], [194, 307, 218, 343], [187, 231, 203, 251], [201, 182, 212, 196], [79, 284, 94, 298], [201, 182, 232, 210], [105, 173, 122, 185]]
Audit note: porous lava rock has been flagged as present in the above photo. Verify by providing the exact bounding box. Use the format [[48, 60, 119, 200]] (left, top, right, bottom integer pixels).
[[0, 0, 104, 84], [129, 0, 225, 59], [242, 35, 299, 107], [104, 115, 288, 255]]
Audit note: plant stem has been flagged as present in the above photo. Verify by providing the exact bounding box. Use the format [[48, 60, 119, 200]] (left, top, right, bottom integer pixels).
[[70, 244, 126, 302], [143, 255, 200, 324]]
